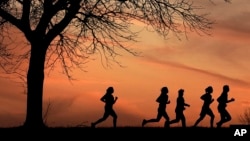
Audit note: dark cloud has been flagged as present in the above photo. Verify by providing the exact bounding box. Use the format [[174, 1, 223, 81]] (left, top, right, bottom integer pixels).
[[141, 55, 250, 87]]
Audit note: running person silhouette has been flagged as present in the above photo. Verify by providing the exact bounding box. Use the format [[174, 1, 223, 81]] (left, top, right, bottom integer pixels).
[[216, 85, 235, 128], [142, 86, 170, 128], [169, 89, 190, 127], [91, 86, 118, 128], [193, 86, 215, 128]]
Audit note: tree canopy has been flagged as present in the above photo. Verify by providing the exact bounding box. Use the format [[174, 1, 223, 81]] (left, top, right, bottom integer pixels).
[[0, 0, 214, 78]]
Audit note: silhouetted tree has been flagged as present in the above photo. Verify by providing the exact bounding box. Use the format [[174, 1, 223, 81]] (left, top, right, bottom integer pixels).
[[0, 0, 228, 128]]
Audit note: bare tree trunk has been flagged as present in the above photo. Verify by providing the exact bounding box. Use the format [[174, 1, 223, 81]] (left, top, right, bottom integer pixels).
[[23, 42, 47, 128]]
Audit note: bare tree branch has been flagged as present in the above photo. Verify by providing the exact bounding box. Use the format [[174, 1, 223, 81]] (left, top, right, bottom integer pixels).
[[0, 0, 217, 80], [43, 98, 53, 125]]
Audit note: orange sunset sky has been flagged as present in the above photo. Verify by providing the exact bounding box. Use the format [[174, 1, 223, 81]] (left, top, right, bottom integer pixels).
[[0, 1, 250, 128]]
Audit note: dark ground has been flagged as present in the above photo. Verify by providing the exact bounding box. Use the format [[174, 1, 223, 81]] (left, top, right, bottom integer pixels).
[[0, 125, 249, 140]]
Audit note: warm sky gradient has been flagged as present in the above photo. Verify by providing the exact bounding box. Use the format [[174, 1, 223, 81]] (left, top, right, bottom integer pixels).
[[1, 1, 250, 128]]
